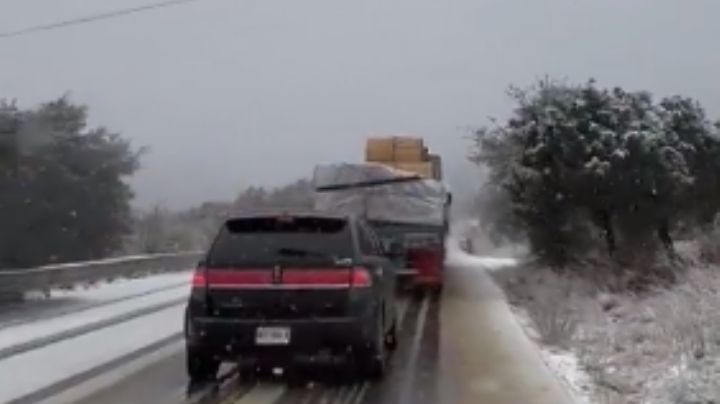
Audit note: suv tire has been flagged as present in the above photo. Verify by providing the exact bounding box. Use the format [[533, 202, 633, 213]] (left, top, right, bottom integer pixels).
[[186, 344, 220, 382], [385, 319, 398, 351], [359, 315, 387, 380]]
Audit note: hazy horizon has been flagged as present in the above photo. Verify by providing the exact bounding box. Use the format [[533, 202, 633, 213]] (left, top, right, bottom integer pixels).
[[2, 0, 719, 209]]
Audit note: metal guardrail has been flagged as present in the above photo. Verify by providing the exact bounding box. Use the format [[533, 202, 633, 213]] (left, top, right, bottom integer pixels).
[[0, 251, 204, 302]]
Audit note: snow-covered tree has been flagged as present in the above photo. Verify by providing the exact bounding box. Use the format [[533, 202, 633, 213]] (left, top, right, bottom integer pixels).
[[0, 97, 143, 268], [471, 79, 720, 267]]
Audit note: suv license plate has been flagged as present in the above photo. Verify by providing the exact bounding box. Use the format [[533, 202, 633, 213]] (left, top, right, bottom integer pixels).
[[255, 327, 291, 345]]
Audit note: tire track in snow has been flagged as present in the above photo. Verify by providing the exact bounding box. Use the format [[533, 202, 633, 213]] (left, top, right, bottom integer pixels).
[[0, 296, 186, 361], [0, 282, 188, 331]]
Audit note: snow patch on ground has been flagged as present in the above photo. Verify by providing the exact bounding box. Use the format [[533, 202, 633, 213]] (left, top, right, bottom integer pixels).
[[0, 304, 184, 403], [25, 270, 192, 303], [0, 284, 188, 351], [509, 306, 594, 404], [541, 348, 594, 404], [0, 271, 192, 329], [492, 255, 720, 404], [0, 271, 193, 403], [445, 236, 519, 270]]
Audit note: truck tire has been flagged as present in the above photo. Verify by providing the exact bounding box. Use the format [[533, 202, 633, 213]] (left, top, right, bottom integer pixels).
[[186, 344, 220, 382], [431, 284, 443, 298]]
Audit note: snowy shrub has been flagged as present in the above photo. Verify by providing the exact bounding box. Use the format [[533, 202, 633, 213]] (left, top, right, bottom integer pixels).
[[529, 288, 578, 349], [470, 79, 720, 271], [496, 261, 720, 403], [494, 266, 585, 348], [0, 98, 142, 269], [699, 216, 720, 264]]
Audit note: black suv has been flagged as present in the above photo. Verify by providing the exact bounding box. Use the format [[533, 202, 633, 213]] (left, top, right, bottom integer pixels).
[[184, 212, 398, 381]]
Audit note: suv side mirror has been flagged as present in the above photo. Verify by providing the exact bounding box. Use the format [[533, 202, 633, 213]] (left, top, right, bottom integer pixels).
[[197, 258, 206, 268]]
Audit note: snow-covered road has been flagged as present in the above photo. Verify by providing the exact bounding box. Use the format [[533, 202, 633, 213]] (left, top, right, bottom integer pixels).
[[0, 271, 192, 404], [0, 271, 192, 330], [0, 284, 188, 355], [0, 304, 184, 403], [0, 243, 576, 404]]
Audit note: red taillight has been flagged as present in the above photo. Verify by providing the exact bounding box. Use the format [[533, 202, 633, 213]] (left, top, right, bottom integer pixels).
[[351, 267, 372, 288], [194, 268, 369, 289], [282, 270, 349, 285], [205, 270, 272, 286], [192, 268, 206, 288]]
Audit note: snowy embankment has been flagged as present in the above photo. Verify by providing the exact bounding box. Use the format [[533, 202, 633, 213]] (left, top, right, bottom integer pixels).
[[489, 242, 720, 404], [0, 284, 188, 354], [1, 271, 192, 329], [0, 305, 184, 403], [447, 235, 594, 403], [0, 271, 192, 404]]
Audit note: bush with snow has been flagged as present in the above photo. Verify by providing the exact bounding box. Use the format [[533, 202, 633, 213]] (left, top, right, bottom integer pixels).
[[495, 259, 720, 403], [470, 79, 720, 268], [0, 98, 142, 269]]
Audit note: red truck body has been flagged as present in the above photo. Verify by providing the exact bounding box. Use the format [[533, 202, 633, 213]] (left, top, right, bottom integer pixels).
[[406, 246, 444, 291], [313, 158, 451, 293]]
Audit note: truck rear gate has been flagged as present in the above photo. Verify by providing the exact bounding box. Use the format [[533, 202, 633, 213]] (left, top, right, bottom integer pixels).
[[406, 247, 444, 290]]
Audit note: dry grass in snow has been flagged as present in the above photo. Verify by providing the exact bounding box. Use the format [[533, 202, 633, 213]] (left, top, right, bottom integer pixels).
[[493, 252, 720, 404]]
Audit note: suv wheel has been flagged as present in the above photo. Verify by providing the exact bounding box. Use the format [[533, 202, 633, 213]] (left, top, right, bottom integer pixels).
[[238, 363, 259, 382], [384, 319, 398, 351], [359, 315, 387, 380], [186, 344, 220, 382]]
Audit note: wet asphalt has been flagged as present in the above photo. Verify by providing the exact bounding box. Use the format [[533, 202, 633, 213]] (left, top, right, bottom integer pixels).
[[69, 263, 572, 404]]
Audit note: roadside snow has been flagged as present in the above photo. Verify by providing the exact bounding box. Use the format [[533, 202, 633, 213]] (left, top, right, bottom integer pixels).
[[0, 271, 192, 329], [445, 237, 518, 270], [540, 346, 594, 404], [40, 270, 192, 302], [508, 305, 595, 404], [0, 304, 184, 403], [0, 282, 189, 352], [447, 237, 594, 403]]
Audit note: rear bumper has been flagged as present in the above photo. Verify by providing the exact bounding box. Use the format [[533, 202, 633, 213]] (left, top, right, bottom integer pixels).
[[413, 275, 443, 287], [187, 316, 374, 362], [396, 267, 443, 287], [395, 268, 419, 277]]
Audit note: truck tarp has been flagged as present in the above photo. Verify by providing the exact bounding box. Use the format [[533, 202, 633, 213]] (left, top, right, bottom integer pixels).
[[312, 163, 450, 227]]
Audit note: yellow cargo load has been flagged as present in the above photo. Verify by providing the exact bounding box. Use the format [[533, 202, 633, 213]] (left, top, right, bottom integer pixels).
[[365, 138, 395, 162], [393, 146, 424, 163], [364, 135, 441, 180], [389, 161, 433, 178], [392, 136, 423, 149], [365, 137, 425, 163]]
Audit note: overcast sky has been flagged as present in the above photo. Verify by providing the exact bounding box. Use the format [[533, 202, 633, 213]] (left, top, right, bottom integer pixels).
[[1, 0, 719, 209]]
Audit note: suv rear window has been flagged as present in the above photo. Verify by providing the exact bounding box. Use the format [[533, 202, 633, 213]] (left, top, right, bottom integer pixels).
[[206, 216, 354, 267]]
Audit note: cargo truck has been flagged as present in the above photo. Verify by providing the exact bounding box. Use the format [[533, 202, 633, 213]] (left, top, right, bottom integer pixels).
[[312, 137, 450, 293]]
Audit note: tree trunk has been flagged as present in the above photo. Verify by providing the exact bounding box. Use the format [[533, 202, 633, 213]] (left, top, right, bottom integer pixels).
[[595, 210, 616, 255], [657, 218, 674, 253]]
